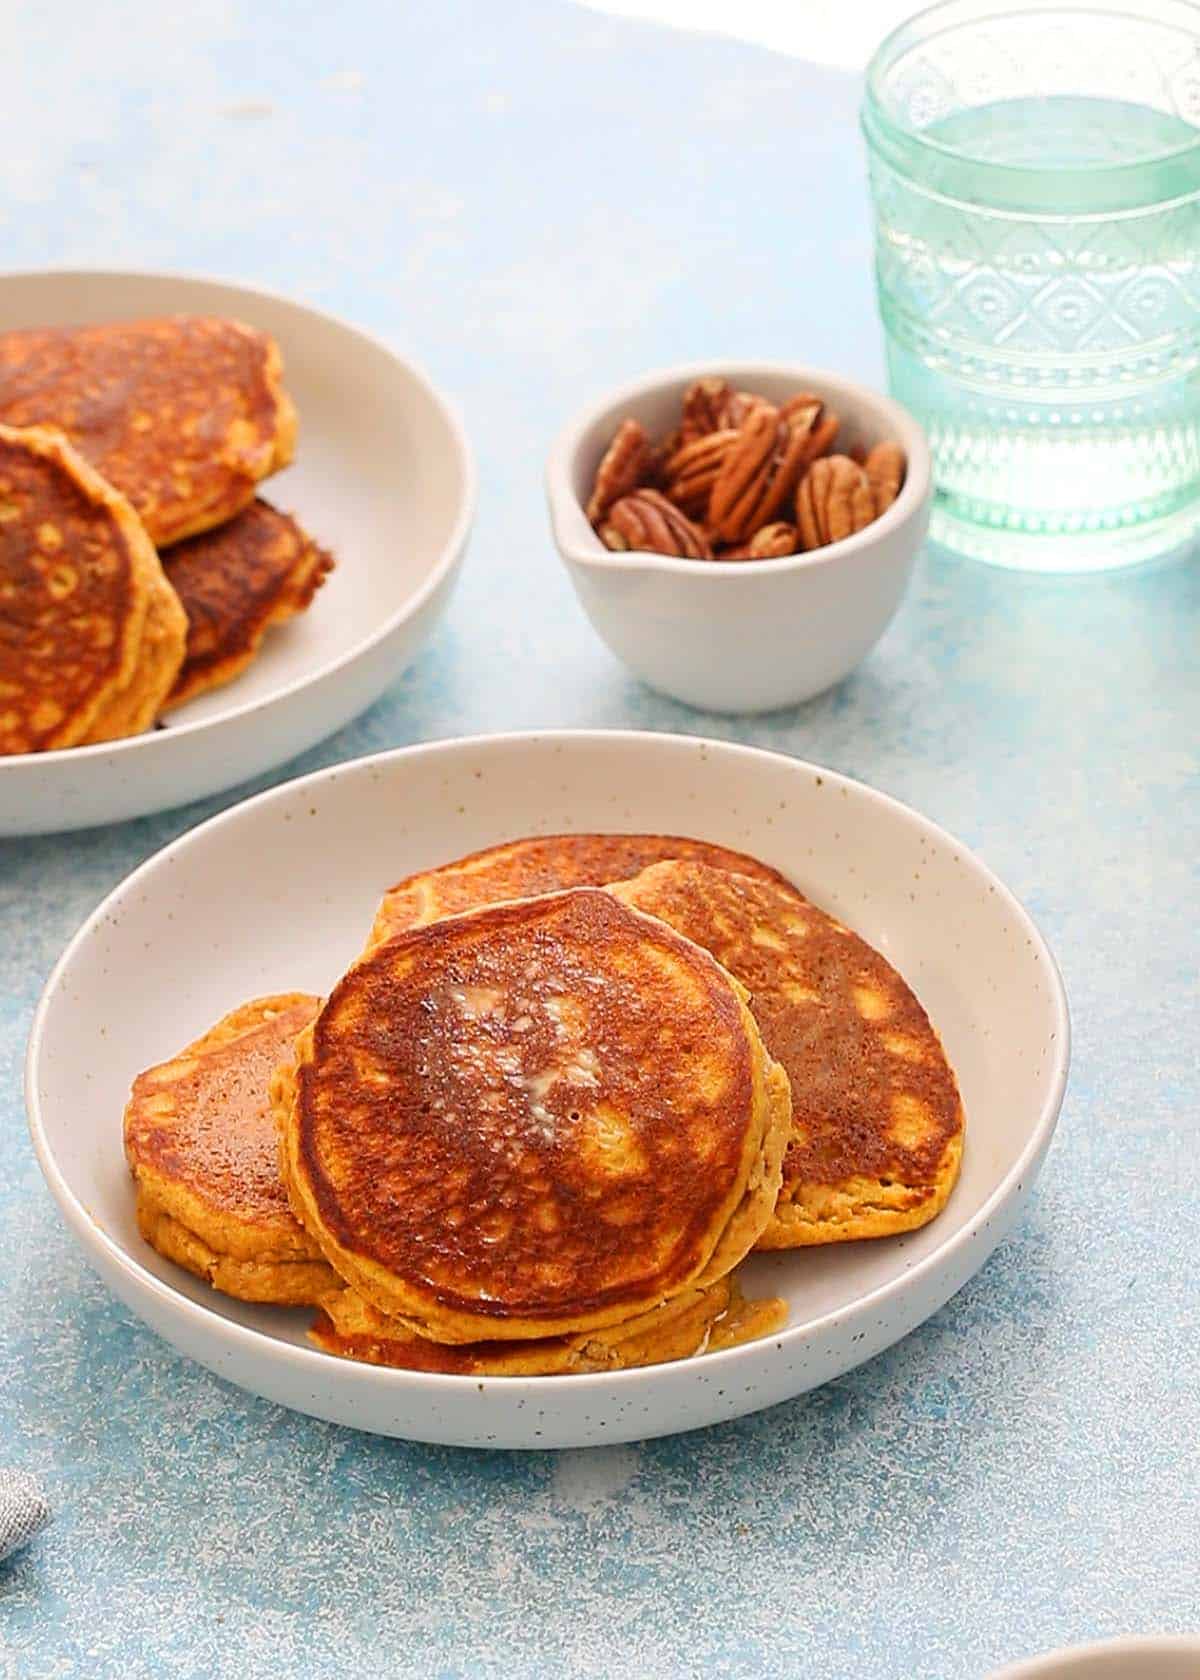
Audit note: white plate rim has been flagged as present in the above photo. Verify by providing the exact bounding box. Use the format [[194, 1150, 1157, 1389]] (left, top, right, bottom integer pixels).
[[0, 265, 478, 767], [25, 729, 1071, 1403], [987, 1634, 1200, 1678]]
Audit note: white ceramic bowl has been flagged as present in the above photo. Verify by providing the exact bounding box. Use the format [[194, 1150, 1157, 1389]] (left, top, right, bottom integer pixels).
[[546, 362, 931, 713], [0, 269, 475, 835], [988, 1636, 1200, 1678], [27, 731, 1068, 1449]]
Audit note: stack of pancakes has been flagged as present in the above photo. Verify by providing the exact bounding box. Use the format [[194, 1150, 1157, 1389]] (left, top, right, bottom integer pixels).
[[0, 315, 331, 752], [125, 833, 966, 1378]]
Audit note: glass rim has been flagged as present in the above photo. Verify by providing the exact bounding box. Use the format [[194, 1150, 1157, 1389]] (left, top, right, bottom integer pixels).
[[863, 0, 1200, 190]]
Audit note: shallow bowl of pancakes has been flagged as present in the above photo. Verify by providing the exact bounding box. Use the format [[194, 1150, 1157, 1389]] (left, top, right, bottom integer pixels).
[[0, 268, 474, 834], [26, 731, 1069, 1448]]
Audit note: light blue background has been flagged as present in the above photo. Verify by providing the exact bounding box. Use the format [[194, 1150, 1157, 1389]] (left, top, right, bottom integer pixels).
[[1, 2, 1197, 1675]]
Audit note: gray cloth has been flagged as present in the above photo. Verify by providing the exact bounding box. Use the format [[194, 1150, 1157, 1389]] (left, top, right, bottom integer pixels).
[[0, 1471, 50, 1562]]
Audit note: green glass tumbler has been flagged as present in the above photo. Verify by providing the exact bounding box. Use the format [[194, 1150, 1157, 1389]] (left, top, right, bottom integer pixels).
[[863, 0, 1200, 570]]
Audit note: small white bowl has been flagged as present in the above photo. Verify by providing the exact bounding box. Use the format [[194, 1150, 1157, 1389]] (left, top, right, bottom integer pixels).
[[988, 1636, 1200, 1678], [546, 361, 932, 714]]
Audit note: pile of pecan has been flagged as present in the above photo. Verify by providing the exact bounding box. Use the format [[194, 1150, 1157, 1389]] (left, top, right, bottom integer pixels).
[[586, 377, 905, 561]]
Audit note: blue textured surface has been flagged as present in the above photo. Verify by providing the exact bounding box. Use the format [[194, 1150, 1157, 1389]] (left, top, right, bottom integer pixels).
[[1, 2, 1198, 1675]]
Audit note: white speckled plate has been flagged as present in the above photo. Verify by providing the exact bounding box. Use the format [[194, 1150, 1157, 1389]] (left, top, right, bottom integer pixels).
[[26, 732, 1069, 1448], [0, 269, 474, 834], [988, 1636, 1200, 1677]]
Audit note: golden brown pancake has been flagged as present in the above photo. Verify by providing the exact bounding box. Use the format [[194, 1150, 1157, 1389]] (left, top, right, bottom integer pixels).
[[0, 423, 171, 753], [612, 862, 964, 1245], [78, 535, 187, 742], [161, 499, 333, 709], [369, 832, 794, 949], [135, 1195, 334, 1307], [311, 1272, 788, 1374], [125, 994, 337, 1305], [310, 1276, 735, 1374], [0, 316, 296, 545], [277, 888, 791, 1342]]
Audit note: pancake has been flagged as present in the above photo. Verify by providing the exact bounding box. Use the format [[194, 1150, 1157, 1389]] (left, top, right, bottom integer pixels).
[[135, 1194, 334, 1307], [310, 1276, 735, 1375], [0, 423, 168, 754], [162, 499, 333, 709], [311, 1271, 788, 1374], [611, 862, 964, 1245], [78, 537, 187, 742], [125, 994, 337, 1305], [369, 832, 794, 949], [0, 316, 296, 545], [277, 887, 791, 1343]]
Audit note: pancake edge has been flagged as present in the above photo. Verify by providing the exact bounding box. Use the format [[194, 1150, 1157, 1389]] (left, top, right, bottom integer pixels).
[[124, 992, 324, 1264], [0, 422, 158, 751], [80, 557, 187, 741], [366, 833, 801, 951], [136, 1193, 337, 1306], [756, 1128, 964, 1247], [161, 507, 332, 711], [310, 1275, 734, 1375]]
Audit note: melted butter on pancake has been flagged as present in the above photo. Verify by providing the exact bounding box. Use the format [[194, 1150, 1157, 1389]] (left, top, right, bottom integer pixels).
[[279, 887, 790, 1342]]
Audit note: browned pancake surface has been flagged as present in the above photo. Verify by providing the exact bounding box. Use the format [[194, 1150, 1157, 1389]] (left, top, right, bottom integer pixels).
[[125, 993, 320, 1257], [162, 499, 332, 707], [370, 832, 792, 947], [0, 316, 295, 545], [293, 889, 758, 1329], [0, 424, 148, 753], [614, 862, 964, 1241]]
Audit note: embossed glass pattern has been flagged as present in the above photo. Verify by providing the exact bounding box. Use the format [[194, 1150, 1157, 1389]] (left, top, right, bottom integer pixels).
[[863, 0, 1200, 569]]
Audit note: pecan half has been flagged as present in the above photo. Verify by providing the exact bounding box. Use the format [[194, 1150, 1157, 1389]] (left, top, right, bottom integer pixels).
[[679, 377, 769, 444], [586, 418, 652, 525], [662, 428, 739, 517], [796, 456, 877, 550], [708, 405, 811, 545], [720, 522, 798, 561], [864, 441, 906, 516], [779, 393, 840, 464], [599, 489, 712, 559], [650, 429, 680, 483]]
